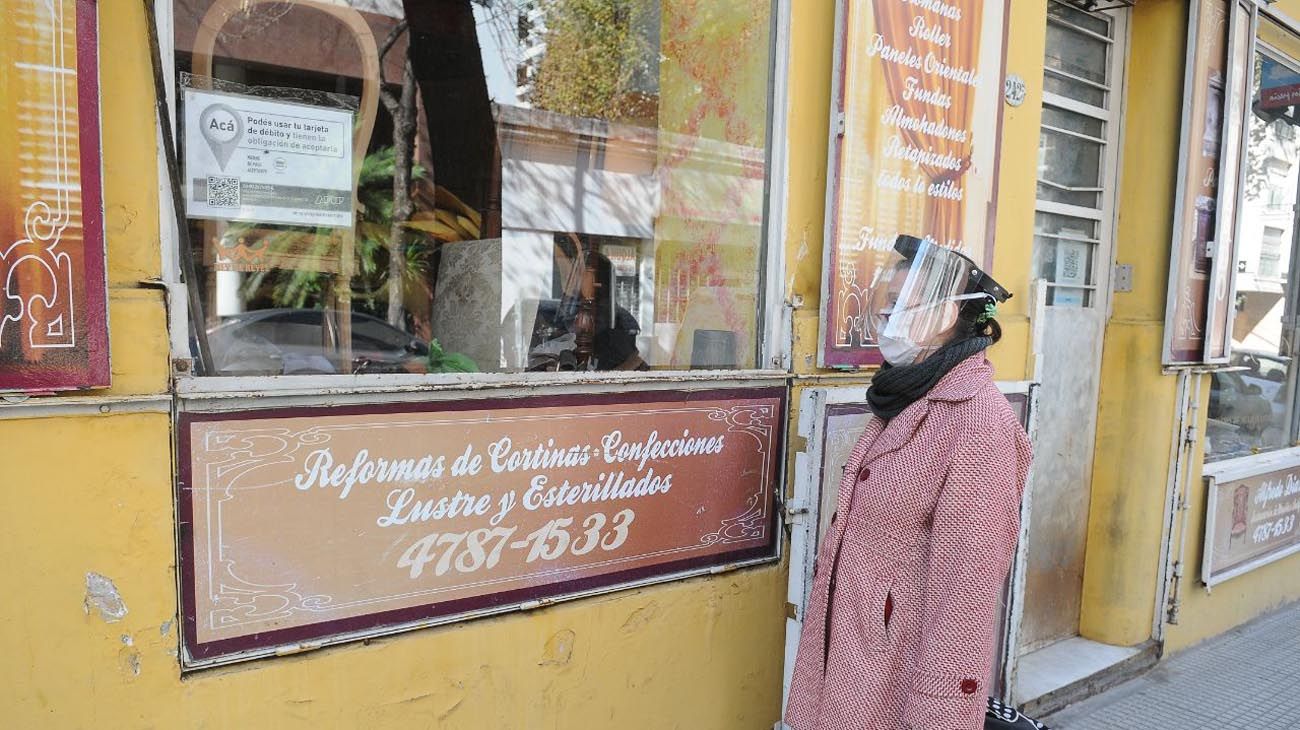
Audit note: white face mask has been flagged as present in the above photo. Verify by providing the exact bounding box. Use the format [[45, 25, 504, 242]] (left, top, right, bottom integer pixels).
[[875, 292, 987, 366], [877, 332, 924, 367]]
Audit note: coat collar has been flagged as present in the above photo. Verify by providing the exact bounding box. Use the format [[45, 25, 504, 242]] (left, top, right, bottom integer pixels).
[[924, 354, 994, 404], [862, 355, 992, 465]]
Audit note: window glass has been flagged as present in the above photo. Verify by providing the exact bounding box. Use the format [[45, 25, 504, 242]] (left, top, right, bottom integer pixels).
[[1044, 71, 1106, 109], [1047, 0, 1110, 37], [1034, 8, 1116, 312], [1033, 212, 1098, 307], [1207, 49, 1300, 461], [1037, 126, 1103, 208], [1045, 20, 1108, 85], [1042, 105, 1105, 139], [173, 0, 775, 376]]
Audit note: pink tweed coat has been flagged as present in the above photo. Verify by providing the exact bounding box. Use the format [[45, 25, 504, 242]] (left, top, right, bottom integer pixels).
[[785, 355, 1032, 730]]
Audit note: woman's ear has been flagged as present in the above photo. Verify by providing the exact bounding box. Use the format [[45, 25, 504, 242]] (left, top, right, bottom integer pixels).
[[913, 300, 960, 347], [937, 299, 960, 334]]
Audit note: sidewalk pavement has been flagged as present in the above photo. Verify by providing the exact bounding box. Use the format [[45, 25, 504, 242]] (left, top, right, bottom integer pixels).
[[1043, 600, 1300, 729]]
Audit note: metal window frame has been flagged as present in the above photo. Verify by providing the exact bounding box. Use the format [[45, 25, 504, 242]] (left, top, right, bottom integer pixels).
[[1033, 5, 1130, 313], [1203, 1, 1259, 365], [1040, 122, 1108, 146], [1036, 198, 1109, 222], [152, 0, 794, 396], [1044, 66, 1113, 96], [1163, 0, 1262, 366], [1048, 0, 1119, 42], [1044, 91, 1111, 121], [149, 0, 797, 671]]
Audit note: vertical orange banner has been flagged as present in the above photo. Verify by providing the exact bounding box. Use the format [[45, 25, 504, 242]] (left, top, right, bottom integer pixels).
[[820, 0, 1009, 368], [0, 0, 109, 391]]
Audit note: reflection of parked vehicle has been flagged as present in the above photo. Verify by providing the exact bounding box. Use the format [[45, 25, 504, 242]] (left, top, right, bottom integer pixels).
[[1232, 350, 1291, 382], [208, 308, 429, 376], [1209, 370, 1275, 436]]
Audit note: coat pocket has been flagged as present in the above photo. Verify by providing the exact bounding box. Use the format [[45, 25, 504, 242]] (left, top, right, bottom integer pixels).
[[856, 576, 895, 653]]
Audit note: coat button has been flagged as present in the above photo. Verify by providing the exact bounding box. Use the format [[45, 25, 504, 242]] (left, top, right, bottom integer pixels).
[[960, 679, 978, 695], [856, 464, 870, 481]]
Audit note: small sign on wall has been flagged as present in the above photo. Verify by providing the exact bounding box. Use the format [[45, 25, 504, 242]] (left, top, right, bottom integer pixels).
[[183, 86, 356, 230], [1203, 447, 1300, 586], [178, 387, 784, 667]]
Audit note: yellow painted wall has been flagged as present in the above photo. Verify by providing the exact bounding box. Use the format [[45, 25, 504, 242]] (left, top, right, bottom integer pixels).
[[984, 2, 1047, 383], [1082, 0, 1300, 652], [0, 413, 787, 729], [1078, 0, 1187, 647], [1159, 0, 1300, 652], [4, 3, 793, 728], [2, 0, 1061, 727]]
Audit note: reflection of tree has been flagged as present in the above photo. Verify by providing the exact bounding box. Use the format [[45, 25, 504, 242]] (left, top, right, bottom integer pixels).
[[530, 0, 657, 123], [1245, 55, 1300, 202], [239, 146, 437, 314], [1246, 116, 1269, 202], [378, 20, 419, 326], [1245, 113, 1300, 202]]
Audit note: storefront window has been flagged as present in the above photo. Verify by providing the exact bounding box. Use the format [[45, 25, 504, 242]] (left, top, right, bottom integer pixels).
[[1207, 43, 1300, 460], [171, 0, 775, 376]]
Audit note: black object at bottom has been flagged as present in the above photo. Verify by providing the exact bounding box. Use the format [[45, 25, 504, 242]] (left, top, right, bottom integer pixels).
[[986, 697, 1051, 729]]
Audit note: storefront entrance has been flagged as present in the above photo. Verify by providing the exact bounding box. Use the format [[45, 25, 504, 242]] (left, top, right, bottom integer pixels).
[[1012, 2, 1132, 704]]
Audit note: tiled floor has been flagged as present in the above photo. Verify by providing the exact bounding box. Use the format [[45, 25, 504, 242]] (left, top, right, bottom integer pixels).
[[1044, 601, 1300, 729]]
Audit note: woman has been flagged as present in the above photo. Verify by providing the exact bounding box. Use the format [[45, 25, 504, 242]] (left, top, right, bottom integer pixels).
[[785, 235, 1033, 730]]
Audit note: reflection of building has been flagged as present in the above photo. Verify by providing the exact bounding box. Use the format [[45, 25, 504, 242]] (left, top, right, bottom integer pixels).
[[429, 103, 765, 371], [434, 104, 660, 371], [1234, 116, 1298, 354]]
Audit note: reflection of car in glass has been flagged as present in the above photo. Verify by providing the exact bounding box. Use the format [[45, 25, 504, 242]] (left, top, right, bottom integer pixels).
[[1232, 350, 1291, 382], [1209, 370, 1275, 436], [207, 308, 429, 376]]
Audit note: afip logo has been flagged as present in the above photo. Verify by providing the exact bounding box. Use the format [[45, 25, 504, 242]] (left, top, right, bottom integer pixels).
[[199, 103, 243, 171]]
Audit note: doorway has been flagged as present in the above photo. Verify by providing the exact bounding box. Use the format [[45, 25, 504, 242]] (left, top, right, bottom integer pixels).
[[1015, 0, 1132, 702]]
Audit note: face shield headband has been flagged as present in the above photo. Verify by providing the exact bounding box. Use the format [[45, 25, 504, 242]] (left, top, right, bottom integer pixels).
[[867, 235, 1011, 352]]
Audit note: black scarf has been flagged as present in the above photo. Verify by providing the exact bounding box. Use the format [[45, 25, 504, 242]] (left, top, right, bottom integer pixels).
[[866, 336, 992, 421]]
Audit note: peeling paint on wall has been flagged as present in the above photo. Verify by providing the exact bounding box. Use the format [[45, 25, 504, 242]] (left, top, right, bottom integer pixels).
[[106, 203, 138, 235], [540, 629, 576, 666], [83, 572, 127, 622], [119, 647, 141, 677], [621, 602, 660, 634]]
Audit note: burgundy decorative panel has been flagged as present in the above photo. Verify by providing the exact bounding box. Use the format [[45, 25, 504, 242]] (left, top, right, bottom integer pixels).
[[0, 0, 109, 392]]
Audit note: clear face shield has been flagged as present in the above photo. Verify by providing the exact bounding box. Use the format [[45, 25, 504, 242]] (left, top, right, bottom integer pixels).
[[867, 237, 998, 366]]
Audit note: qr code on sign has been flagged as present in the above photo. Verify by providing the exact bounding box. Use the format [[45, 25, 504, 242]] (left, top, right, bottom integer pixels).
[[206, 176, 240, 207]]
